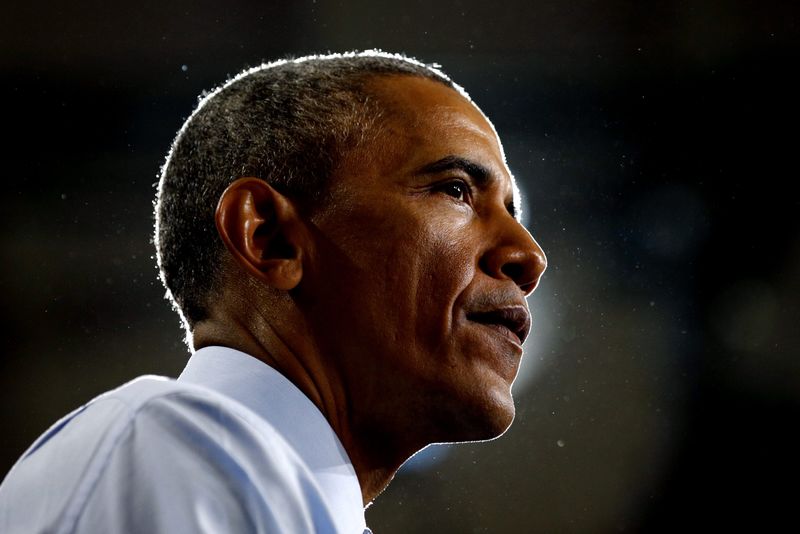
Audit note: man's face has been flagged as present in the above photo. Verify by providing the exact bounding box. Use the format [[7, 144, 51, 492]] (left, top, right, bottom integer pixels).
[[302, 75, 546, 447]]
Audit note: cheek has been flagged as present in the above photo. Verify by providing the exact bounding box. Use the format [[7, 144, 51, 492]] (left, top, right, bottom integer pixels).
[[418, 228, 475, 304], [313, 200, 476, 341], [390, 220, 477, 357]]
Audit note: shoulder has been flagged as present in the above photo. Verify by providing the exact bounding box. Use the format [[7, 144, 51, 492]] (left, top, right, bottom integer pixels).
[[15, 375, 300, 462], [0, 376, 335, 534]]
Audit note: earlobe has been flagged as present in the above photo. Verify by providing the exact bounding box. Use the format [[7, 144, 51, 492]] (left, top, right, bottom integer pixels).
[[215, 178, 304, 290]]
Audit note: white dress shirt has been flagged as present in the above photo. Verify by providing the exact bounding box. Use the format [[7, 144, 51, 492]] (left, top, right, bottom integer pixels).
[[0, 346, 371, 533]]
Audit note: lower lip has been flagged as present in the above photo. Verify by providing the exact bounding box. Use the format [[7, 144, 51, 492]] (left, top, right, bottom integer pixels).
[[471, 321, 524, 349], [468, 321, 524, 380]]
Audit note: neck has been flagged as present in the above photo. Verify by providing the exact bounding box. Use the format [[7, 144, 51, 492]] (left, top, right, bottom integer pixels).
[[345, 428, 430, 505], [192, 313, 418, 505]]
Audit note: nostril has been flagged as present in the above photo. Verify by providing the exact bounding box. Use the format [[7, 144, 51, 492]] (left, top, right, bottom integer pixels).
[[503, 262, 541, 294], [480, 243, 546, 292], [519, 279, 538, 295], [501, 263, 524, 282]]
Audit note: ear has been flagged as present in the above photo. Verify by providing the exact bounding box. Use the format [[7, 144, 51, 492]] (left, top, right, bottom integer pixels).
[[215, 177, 305, 291]]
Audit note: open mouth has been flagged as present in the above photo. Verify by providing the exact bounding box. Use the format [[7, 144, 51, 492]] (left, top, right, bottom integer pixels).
[[466, 306, 531, 345]]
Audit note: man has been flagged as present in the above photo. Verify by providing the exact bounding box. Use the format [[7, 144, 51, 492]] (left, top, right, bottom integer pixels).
[[0, 50, 546, 533]]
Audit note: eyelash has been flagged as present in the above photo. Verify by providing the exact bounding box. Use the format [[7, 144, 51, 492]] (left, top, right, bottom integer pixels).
[[434, 179, 472, 203]]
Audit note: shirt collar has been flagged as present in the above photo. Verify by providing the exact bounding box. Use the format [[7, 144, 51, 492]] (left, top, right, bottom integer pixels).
[[177, 345, 367, 533]]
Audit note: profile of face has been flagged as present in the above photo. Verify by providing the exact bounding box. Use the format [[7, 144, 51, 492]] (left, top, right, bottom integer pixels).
[[299, 75, 547, 450]]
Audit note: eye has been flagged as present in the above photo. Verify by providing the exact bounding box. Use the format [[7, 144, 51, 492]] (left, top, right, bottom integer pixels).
[[436, 180, 470, 202]]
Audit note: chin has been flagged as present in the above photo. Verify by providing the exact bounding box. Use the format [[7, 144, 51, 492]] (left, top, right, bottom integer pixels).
[[432, 382, 517, 444], [472, 389, 517, 441], [437, 336, 522, 442], [466, 360, 520, 440]]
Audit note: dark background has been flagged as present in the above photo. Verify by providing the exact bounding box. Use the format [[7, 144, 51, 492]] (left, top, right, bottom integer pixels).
[[2, 1, 798, 531]]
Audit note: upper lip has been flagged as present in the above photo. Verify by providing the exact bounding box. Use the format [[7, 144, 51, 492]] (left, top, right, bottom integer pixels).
[[466, 305, 531, 345]]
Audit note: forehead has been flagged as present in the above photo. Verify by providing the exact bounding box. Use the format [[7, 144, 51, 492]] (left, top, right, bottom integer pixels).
[[344, 75, 516, 199]]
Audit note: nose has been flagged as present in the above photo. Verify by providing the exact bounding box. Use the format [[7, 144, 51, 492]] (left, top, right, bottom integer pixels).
[[480, 217, 547, 296]]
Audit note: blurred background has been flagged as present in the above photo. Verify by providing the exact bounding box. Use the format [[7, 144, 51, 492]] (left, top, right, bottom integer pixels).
[[2, 0, 798, 531]]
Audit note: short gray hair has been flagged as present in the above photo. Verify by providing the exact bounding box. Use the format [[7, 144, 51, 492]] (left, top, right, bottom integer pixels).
[[154, 50, 458, 338]]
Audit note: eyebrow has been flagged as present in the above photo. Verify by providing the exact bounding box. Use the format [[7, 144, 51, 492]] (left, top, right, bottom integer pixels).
[[417, 155, 490, 185], [416, 155, 518, 218]]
